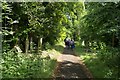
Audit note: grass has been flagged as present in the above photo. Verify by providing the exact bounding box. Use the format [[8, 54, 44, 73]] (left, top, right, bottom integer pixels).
[[75, 45, 114, 78]]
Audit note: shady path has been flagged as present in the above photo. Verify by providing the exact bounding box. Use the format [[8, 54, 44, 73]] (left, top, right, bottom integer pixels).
[[53, 48, 93, 80]]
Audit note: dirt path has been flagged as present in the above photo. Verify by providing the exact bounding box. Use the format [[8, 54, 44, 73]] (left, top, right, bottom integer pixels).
[[53, 48, 93, 80]]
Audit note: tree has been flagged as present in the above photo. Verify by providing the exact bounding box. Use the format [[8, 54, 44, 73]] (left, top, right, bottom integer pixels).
[[80, 2, 120, 48], [2, 2, 85, 53]]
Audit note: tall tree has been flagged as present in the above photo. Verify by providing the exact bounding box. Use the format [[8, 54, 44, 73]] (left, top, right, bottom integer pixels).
[[80, 2, 120, 48]]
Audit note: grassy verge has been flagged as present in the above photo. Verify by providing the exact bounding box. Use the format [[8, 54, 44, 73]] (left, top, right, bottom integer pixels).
[[75, 45, 118, 78]]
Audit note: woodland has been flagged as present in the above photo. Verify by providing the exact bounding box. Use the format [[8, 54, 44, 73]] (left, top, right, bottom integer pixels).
[[1, 2, 120, 79]]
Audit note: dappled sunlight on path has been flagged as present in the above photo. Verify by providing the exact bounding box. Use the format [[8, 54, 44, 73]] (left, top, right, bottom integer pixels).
[[57, 54, 82, 64], [53, 48, 93, 79]]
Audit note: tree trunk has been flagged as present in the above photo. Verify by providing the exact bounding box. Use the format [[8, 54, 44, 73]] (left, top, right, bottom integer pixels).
[[37, 37, 40, 53], [40, 37, 43, 48], [30, 37, 33, 54], [25, 34, 29, 54], [37, 37, 43, 53]]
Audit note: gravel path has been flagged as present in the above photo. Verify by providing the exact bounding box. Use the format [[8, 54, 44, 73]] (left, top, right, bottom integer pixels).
[[53, 48, 93, 80]]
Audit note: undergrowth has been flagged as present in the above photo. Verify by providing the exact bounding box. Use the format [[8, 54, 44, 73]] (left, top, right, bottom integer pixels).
[[2, 50, 56, 78], [75, 45, 120, 79]]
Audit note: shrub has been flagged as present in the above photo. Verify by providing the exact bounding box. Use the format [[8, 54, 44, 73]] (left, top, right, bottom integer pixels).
[[2, 51, 56, 78]]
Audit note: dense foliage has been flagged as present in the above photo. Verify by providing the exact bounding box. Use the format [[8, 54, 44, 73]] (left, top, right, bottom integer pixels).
[[80, 2, 120, 48], [2, 1, 120, 79], [2, 50, 56, 78], [79, 2, 120, 78], [2, 2, 84, 53]]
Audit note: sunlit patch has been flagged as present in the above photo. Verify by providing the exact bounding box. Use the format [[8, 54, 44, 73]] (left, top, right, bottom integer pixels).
[[57, 54, 81, 63], [41, 50, 61, 60], [65, 63, 72, 66], [57, 59, 63, 62], [71, 74, 79, 78]]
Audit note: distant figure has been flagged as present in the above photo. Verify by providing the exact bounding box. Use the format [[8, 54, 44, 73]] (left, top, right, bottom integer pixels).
[[64, 37, 70, 49], [70, 39, 75, 50], [67, 39, 71, 49]]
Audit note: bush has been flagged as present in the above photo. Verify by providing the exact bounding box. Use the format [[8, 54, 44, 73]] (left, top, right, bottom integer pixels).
[[2, 51, 56, 78], [97, 47, 120, 78]]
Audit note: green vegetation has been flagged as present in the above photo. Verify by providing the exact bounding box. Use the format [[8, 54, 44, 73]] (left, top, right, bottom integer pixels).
[[2, 50, 56, 78], [75, 45, 119, 78], [1, 1, 120, 79]]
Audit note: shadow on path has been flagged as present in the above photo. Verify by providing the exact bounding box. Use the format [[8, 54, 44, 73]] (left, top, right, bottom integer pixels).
[[53, 48, 93, 80]]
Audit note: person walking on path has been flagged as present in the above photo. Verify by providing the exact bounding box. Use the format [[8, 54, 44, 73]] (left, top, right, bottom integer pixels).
[[70, 39, 75, 50], [64, 37, 70, 49]]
